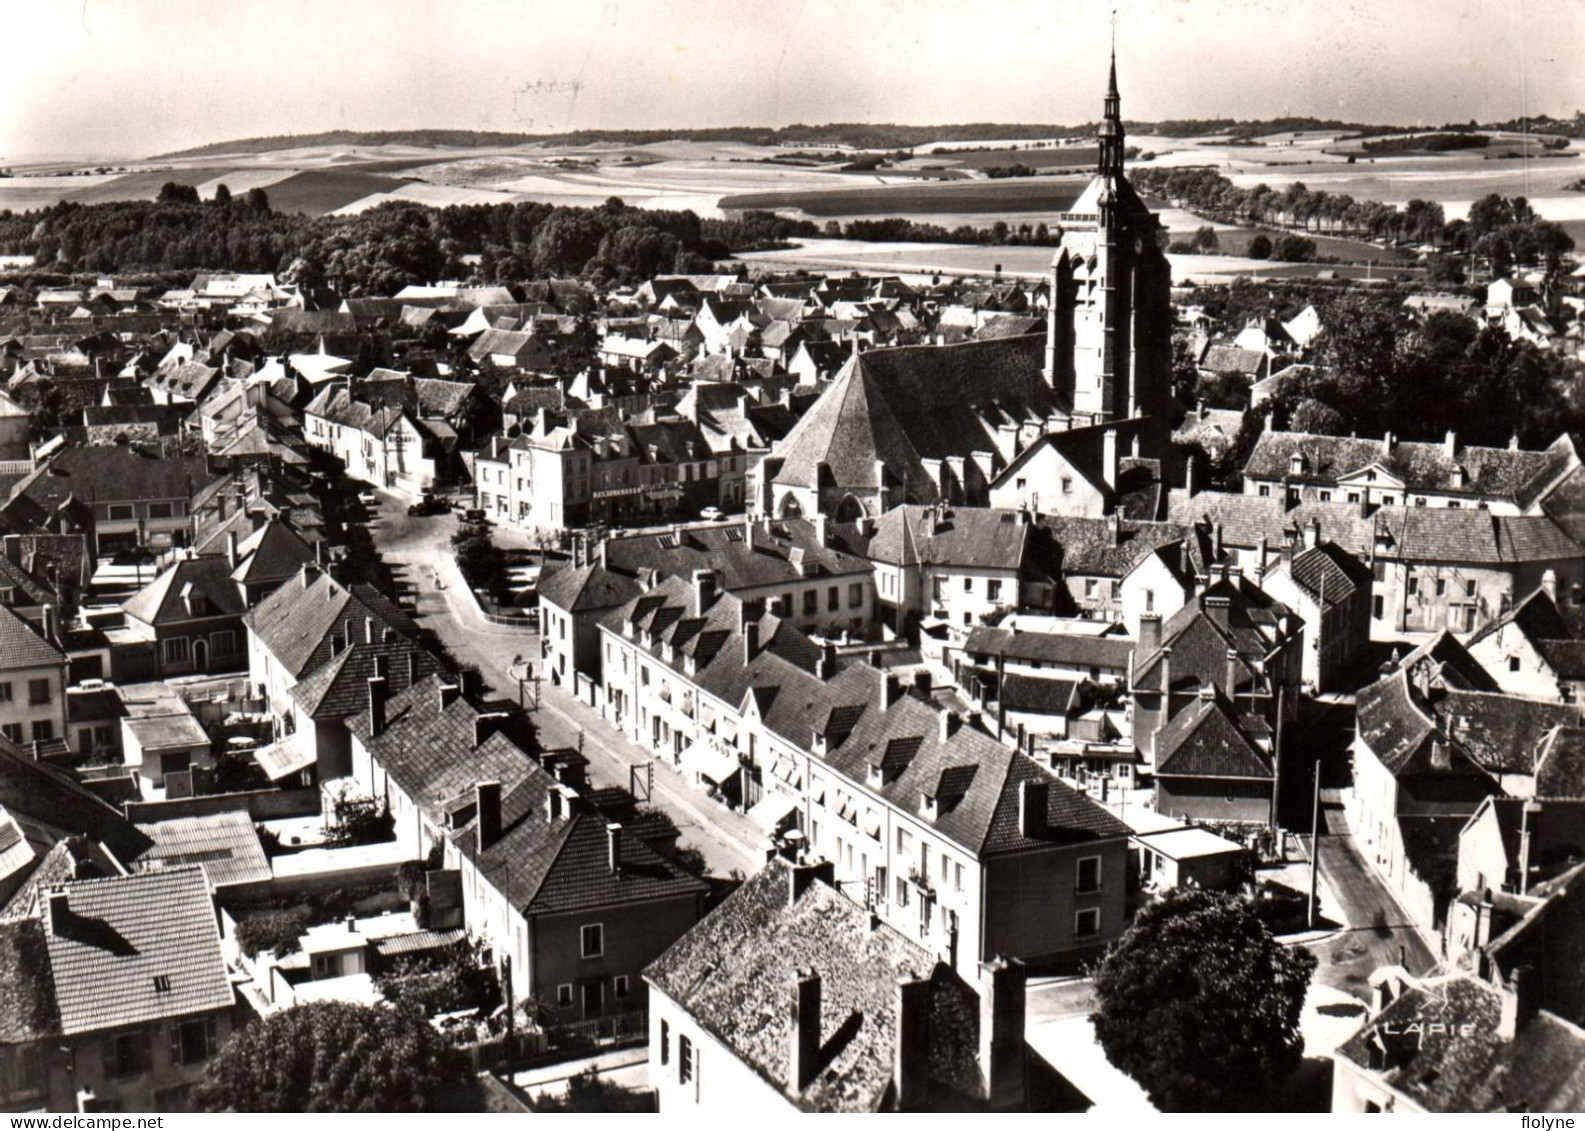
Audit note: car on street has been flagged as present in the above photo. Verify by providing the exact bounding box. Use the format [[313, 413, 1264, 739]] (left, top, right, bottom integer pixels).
[[700, 507, 724, 521], [357, 490, 379, 507], [407, 493, 447, 516]]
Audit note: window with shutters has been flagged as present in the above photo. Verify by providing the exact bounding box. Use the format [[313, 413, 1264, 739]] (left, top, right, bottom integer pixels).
[[104, 1030, 147, 1078], [679, 1035, 693, 1085], [170, 1017, 218, 1066]]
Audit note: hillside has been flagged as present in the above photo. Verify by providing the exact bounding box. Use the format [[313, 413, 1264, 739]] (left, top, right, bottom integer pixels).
[[150, 115, 1576, 160]]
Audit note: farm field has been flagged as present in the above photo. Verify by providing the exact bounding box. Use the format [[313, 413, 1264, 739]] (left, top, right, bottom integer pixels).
[[732, 237, 1423, 285], [720, 176, 1087, 216], [0, 130, 1576, 241]]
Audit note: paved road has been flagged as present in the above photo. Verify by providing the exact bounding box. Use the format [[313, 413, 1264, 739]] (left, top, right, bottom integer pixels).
[[364, 494, 763, 878], [1307, 807, 1438, 995]]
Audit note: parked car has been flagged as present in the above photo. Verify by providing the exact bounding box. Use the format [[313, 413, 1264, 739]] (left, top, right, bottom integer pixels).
[[701, 507, 724, 521], [461, 508, 489, 525], [357, 490, 379, 507], [407, 498, 446, 517]]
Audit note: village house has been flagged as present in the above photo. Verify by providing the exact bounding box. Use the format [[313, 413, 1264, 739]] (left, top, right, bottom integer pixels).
[[1349, 632, 1581, 935], [1257, 523, 1375, 692], [598, 575, 1132, 980], [838, 505, 1064, 638], [0, 867, 235, 1113], [0, 604, 68, 752], [13, 448, 214, 554], [1128, 572, 1304, 786], [303, 374, 480, 499], [444, 760, 708, 1021], [644, 857, 1039, 1112], [117, 556, 248, 680], [1464, 577, 1585, 701]]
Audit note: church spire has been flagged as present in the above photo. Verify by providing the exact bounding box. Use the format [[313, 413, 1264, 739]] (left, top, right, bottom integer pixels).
[[1098, 14, 1125, 179]]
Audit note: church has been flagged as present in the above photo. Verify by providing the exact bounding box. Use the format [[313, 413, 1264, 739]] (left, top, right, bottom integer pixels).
[[754, 52, 1175, 524]]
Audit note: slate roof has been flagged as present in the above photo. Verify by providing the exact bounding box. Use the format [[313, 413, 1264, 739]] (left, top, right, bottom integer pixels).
[[0, 916, 59, 1043], [1154, 690, 1274, 780], [644, 858, 975, 1112], [42, 866, 233, 1037], [996, 673, 1082, 715], [1244, 430, 1577, 508], [866, 506, 1057, 574], [123, 555, 246, 627], [601, 518, 872, 591], [1336, 975, 1585, 1112], [0, 602, 65, 671], [537, 560, 643, 616], [1285, 541, 1375, 608], [771, 335, 1061, 501], [1039, 516, 1201, 578], [448, 767, 706, 917], [230, 518, 319, 586], [1199, 345, 1265, 376], [245, 570, 418, 680], [0, 741, 149, 868], [1131, 577, 1302, 696], [289, 640, 448, 721], [17, 448, 213, 508], [962, 625, 1135, 671], [604, 576, 1127, 857], [1535, 726, 1585, 799], [133, 811, 271, 888], [344, 675, 536, 828]]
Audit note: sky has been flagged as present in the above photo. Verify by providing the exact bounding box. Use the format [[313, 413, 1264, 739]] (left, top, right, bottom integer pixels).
[[4, 0, 1583, 160]]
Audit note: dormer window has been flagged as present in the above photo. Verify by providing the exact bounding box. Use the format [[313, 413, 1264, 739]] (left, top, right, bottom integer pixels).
[[867, 763, 884, 788], [920, 792, 938, 819]]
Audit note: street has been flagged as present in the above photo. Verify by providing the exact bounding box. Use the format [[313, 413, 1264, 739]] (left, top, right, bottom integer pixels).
[[1308, 804, 1438, 995], [363, 493, 764, 878]]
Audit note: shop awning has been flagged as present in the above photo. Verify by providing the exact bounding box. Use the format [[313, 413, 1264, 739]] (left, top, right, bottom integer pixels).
[[748, 792, 799, 833], [255, 740, 315, 782], [681, 741, 739, 785]]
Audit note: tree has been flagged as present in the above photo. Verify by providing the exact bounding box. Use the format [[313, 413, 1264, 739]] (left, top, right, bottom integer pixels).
[[1289, 397, 1346, 434], [1272, 233, 1317, 262], [195, 1002, 467, 1112], [243, 186, 270, 213], [157, 181, 200, 206], [213, 183, 233, 208], [1090, 889, 1316, 1112], [1246, 233, 1272, 260]]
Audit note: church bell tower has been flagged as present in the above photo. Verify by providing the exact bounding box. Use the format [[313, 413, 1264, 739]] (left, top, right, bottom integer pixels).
[[1044, 42, 1172, 432]]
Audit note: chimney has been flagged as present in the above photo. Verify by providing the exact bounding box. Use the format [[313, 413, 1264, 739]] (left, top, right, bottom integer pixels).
[[893, 976, 933, 1111], [40, 604, 56, 645], [373, 653, 390, 680], [1444, 430, 1458, 460], [1430, 739, 1452, 771], [790, 969, 823, 1094], [316, 538, 328, 567], [367, 676, 388, 737], [814, 511, 828, 547], [438, 682, 460, 712], [475, 780, 502, 852], [1498, 966, 1538, 1040], [605, 822, 623, 873], [1382, 431, 1396, 454], [364, 616, 376, 646], [692, 569, 717, 613], [1179, 538, 1193, 579], [1138, 613, 1162, 652], [1185, 455, 1198, 498], [1206, 595, 1231, 628], [1213, 522, 1224, 560], [877, 665, 902, 711], [1, 536, 19, 567], [300, 561, 320, 588], [1019, 778, 1048, 838], [977, 957, 1028, 1108], [545, 787, 565, 822], [1256, 535, 1269, 579], [788, 857, 833, 905], [744, 620, 760, 664], [938, 709, 960, 742], [474, 712, 500, 748], [1101, 428, 1118, 492], [1542, 569, 1559, 602], [226, 530, 239, 570], [406, 650, 418, 687], [1224, 648, 1240, 699], [1304, 518, 1320, 550], [817, 641, 837, 680], [46, 890, 69, 933]]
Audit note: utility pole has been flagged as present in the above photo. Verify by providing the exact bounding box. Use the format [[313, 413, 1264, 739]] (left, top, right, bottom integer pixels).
[[1308, 758, 1322, 929]]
